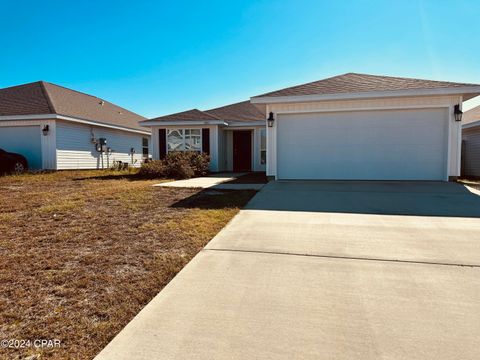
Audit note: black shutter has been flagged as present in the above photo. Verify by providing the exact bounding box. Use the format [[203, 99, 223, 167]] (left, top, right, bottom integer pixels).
[[159, 129, 167, 159], [202, 128, 210, 154]]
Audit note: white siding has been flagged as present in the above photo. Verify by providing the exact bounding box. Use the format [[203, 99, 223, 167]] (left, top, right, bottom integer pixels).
[[0, 119, 56, 169], [463, 126, 480, 177], [218, 127, 227, 171], [266, 95, 462, 179], [56, 120, 149, 169]]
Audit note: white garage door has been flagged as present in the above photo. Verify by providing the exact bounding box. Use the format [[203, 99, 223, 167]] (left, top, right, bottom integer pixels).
[[277, 108, 448, 180], [0, 126, 42, 169]]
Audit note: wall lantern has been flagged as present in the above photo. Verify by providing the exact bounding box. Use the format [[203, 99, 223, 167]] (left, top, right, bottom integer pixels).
[[267, 112, 275, 127], [454, 104, 463, 122], [42, 124, 50, 136]]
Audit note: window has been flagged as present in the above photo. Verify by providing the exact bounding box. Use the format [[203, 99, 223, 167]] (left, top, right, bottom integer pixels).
[[260, 129, 267, 164], [142, 138, 149, 158], [167, 129, 202, 152]]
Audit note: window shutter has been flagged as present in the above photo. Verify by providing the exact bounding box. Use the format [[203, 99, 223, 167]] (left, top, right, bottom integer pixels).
[[202, 128, 210, 154], [159, 129, 167, 159]]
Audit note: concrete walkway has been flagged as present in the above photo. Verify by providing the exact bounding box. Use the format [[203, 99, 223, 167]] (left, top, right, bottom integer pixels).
[[154, 173, 265, 190], [95, 181, 480, 360]]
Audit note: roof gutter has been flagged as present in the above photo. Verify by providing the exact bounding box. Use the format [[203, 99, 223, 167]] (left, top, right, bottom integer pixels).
[[0, 113, 151, 135], [250, 86, 480, 104]]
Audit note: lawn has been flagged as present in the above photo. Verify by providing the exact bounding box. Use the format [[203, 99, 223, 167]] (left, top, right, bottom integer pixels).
[[0, 170, 256, 360]]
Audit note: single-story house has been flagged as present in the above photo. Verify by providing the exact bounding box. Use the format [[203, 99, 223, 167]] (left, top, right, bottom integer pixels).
[[141, 73, 480, 181], [140, 101, 266, 172], [0, 81, 150, 170], [462, 105, 480, 178]]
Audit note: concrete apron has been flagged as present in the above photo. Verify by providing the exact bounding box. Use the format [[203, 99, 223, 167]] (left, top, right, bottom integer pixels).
[[153, 173, 246, 188], [95, 181, 480, 360]]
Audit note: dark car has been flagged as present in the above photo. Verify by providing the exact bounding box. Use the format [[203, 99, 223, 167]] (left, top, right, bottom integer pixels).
[[0, 148, 28, 174]]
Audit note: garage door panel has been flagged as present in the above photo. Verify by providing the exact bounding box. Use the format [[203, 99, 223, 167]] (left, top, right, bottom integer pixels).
[[0, 126, 42, 169], [277, 109, 447, 180]]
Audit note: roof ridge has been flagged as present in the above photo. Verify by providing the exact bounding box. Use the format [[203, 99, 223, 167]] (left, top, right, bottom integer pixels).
[[205, 100, 250, 112], [345, 72, 479, 86], [39, 81, 56, 113], [194, 108, 222, 120], [42, 81, 106, 101], [42, 81, 146, 120]]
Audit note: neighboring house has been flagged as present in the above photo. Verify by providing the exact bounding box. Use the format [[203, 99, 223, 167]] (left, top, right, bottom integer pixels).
[[0, 81, 150, 170], [462, 105, 480, 178], [141, 73, 480, 181]]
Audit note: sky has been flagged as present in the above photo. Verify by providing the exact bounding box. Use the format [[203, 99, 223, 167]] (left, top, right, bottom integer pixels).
[[1, 0, 480, 117]]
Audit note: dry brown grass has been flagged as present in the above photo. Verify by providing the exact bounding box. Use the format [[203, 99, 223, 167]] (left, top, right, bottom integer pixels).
[[0, 170, 256, 360]]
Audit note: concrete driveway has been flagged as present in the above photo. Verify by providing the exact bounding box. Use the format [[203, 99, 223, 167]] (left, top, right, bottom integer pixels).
[[95, 181, 480, 360]]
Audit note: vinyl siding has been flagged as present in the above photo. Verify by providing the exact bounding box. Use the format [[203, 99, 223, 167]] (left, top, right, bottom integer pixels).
[[463, 126, 480, 177], [56, 120, 150, 170]]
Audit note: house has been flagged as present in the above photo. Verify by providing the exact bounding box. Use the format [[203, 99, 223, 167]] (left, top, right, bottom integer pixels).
[[141, 73, 480, 181], [0, 81, 150, 170], [140, 101, 266, 172], [462, 105, 480, 178]]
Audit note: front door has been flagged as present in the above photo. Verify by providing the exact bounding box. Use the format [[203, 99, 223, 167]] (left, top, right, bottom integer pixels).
[[233, 130, 252, 172]]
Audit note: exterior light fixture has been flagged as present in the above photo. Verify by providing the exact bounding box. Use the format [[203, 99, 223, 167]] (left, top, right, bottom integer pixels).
[[267, 112, 275, 127], [454, 104, 463, 122], [42, 124, 50, 136]]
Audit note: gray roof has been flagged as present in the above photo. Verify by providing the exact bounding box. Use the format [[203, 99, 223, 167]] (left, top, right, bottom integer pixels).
[[206, 101, 265, 122], [0, 81, 148, 132], [253, 73, 480, 98], [144, 101, 266, 124], [144, 108, 221, 123]]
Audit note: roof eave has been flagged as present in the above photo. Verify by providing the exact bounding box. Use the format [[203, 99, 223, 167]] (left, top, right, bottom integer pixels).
[[139, 120, 227, 127], [462, 119, 480, 129], [0, 113, 151, 135], [227, 120, 265, 127], [251, 86, 480, 104]]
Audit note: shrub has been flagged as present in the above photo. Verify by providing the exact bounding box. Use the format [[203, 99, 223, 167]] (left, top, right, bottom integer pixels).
[[137, 160, 167, 178], [137, 152, 210, 179], [164, 152, 210, 179]]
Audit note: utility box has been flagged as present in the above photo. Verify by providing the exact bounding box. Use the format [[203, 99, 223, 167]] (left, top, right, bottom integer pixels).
[[96, 138, 107, 153]]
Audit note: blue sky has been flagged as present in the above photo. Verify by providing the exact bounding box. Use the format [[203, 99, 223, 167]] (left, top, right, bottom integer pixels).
[[1, 0, 479, 117]]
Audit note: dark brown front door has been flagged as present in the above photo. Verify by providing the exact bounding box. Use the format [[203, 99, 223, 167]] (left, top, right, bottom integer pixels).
[[233, 130, 252, 172]]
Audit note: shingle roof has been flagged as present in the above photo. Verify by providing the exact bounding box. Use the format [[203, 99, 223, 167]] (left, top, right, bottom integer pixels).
[[145, 108, 222, 123], [0, 81, 148, 132], [253, 73, 480, 98], [206, 100, 265, 122]]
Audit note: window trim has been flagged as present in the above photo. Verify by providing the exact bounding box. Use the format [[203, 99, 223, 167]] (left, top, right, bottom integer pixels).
[[259, 128, 267, 165], [166, 128, 203, 153], [142, 137, 149, 158]]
